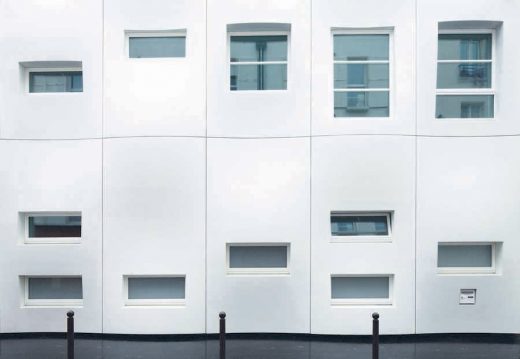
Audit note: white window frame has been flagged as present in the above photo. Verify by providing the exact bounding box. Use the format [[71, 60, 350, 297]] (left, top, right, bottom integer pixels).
[[437, 242, 497, 275], [332, 29, 393, 119], [23, 276, 83, 307], [22, 212, 82, 244], [226, 243, 290, 275], [125, 30, 187, 60], [330, 274, 394, 306], [228, 31, 290, 92], [436, 29, 496, 120], [330, 211, 392, 243], [124, 275, 186, 307], [26, 67, 83, 94]]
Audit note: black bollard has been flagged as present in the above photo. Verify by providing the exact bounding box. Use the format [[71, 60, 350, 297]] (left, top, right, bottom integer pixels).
[[372, 312, 379, 359], [67, 311, 74, 359], [219, 312, 226, 359]]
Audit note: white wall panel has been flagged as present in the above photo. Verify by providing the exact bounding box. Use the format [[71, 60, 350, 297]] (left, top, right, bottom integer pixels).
[[102, 137, 206, 334], [312, 0, 416, 136], [103, 0, 206, 137], [206, 138, 310, 333], [416, 137, 520, 333], [417, 0, 520, 136], [206, 0, 311, 137], [0, 140, 102, 333], [311, 136, 415, 334], [0, 0, 102, 139]]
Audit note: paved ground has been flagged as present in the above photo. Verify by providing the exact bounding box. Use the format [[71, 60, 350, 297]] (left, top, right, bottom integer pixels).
[[0, 336, 519, 359]]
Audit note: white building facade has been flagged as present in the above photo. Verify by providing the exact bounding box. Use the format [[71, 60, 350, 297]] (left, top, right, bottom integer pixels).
[[0, 0, 519, 335]]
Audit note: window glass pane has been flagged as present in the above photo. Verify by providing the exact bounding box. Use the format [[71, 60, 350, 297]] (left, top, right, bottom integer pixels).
[[230, 35, 287, 62], [334, 35, 389, 61], [438, 34, 492, 60], [438, 244, 493, 268], [29, 72, 83, 93], [28, 216, 81, 238], [334, 91, 389, 117], [436, 95, 494, 118], [128, 277, 185, 300], [437, 62, 491, 89], [331, 277, 389, 299], [331, 215, 389, 236], [229, 246, 287, 268], [28, 277, 82, 300], [129, 37, 186, 58], [230, 64, 287, 90], [334, 64, 389, 89]]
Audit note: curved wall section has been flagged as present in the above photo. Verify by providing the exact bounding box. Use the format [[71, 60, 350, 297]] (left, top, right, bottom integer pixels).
[[0, 0, 519, 335]]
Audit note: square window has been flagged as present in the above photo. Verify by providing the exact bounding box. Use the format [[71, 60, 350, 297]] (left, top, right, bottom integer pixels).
[[330, 212, 391, 242], [331, 275, 393, 305], [435, 32, 494, 119], [127, 31, 186, 58], [22, 213, 82, 244], [24, 276, 83, 306], [229, 35, 288, 91], [227, 244, 289, 274], [125, 276, 186, 306], [437, 243, 497, 274], [333, 32, 391, 118]]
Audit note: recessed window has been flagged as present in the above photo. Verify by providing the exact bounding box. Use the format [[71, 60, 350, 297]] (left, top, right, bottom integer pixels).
[[333, 32, 391, 118], [330, 212, 391, 241], [128, 32, 186, 58], [438, 243, 497, 274], [24, 276, 83, 306], [436, 32, 494, 118], [331, 275, 392, 305], [125, 276, 185, 306], [227, 244, 289, 274], [23, 213, 81, 244], [229, 35, 288, 91], [29, 71, 83, 93]]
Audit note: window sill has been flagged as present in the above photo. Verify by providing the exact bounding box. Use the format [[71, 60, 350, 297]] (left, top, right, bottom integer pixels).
[[24, 301, 83, 308], [125, 300, 186, 307], [437, 268, 497, 276], [331, 300, 393, 307], [227, 268, 290, 276], [331, 236, 392, 244], [24, 238, 81, 245]]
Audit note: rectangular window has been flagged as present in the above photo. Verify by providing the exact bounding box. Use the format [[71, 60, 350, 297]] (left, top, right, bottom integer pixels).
[[23, 213, 81, 244], [230, 35, 288, 91], [331, 275, 392, 305], [126, 276, 185, 306], [29, 71, 83, 93], [129, 36, 186, 58], [436, 32, 494, 118], [333, 32, 390, 118], [330, 212, 391, 241], [438, 243, 496, 274], [227, 244, 289, 274], [24, 276, 83, 306]]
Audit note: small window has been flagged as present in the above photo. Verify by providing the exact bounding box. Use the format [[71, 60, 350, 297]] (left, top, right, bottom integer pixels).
[[24, 276, 83, 306], [128, 33, 186, 58], [438, 243, 497, 274], [23, 213, 81, 244], [125, 276, 185, 306], [333, 32, 391, 118], [436, 32, 494, 119], [330, 212, 391, 241], [331, 275, 392, 305], [227, 244, 289, 274], [29, 71, 83, 93], [229, 35, 288, 91]]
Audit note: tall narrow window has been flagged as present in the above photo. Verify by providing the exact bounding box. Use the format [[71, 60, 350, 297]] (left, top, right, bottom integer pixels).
[[333, 33, 390, 117], [230, 35, 288, 91], [436, 32, 494, 118], [29, 71, 83, 93]]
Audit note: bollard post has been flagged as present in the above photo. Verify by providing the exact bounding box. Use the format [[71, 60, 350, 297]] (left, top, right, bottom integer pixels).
[[219, 312, 226, 359], [67, 311, 74, 359], [372, 312, 379, 359]]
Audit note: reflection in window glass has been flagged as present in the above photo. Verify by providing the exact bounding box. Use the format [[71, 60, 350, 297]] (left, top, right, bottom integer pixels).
[[230, 35, 288, 90], [28, 215, 81, 238], [331, 214, 389, 236], [436, 95, 493, 118], [29, 72, 83, 93], [333, 34, 390, 117]]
